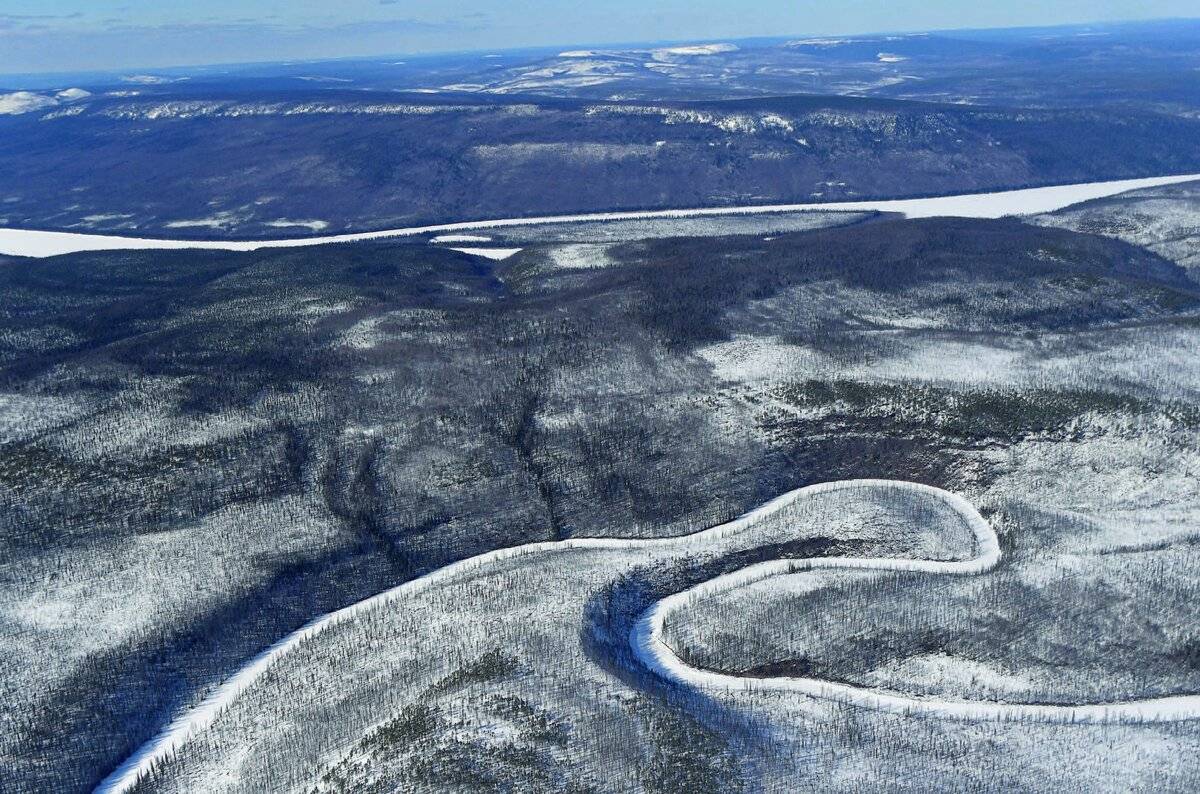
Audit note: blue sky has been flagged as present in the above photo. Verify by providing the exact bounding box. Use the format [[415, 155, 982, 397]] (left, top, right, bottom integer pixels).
[[1, 0, 1197, 74]]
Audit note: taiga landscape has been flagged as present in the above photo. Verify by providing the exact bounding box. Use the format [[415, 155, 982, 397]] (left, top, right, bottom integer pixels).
[[3, 5, 1200, 793]]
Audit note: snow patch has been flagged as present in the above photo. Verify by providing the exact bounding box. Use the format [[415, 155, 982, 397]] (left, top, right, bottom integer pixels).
[[262, 219, 330, 232], [447, 247, 523, 260], [77, 214, 136, 227], [122, 75, 181, 85], [788, 38, 857, 47], [546, 243, 615, 270], [865, 653, 1033, 698], [0, 393, 85, 444], [696, 335, 826, 383], [164, 214, 242, 230], [41, 105, 86, 120]]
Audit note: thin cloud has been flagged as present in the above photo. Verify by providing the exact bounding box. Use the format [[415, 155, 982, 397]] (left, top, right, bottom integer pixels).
[[0, 11, 84, 35], [2, 9, 471, 39], [93, 16, 475, 37], [0, 12, 84, 21], [0, 12, 489, 73]]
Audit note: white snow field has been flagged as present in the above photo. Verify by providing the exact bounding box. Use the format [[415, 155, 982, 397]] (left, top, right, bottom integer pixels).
[[96, 479, 1200, 793], [444, 246, 524, 260], [3, 174, 1199, 259]]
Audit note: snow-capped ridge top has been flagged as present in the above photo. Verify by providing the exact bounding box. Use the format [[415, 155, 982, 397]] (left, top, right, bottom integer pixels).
[[652, 43, 739, 59]]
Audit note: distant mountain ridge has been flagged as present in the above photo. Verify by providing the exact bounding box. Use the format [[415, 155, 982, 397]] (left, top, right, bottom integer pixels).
[[3, 90, 1200, 239]]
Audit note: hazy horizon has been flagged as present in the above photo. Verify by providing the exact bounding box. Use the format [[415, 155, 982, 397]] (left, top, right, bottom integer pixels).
[[1, 0, 1198, 76]]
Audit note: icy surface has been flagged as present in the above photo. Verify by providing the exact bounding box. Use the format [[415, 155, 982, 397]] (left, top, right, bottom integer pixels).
[[446, 247, 523, 260]]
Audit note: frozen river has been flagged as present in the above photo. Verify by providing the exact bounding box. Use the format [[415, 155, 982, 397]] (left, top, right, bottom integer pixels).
[[2, 173, 1198, 258]]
